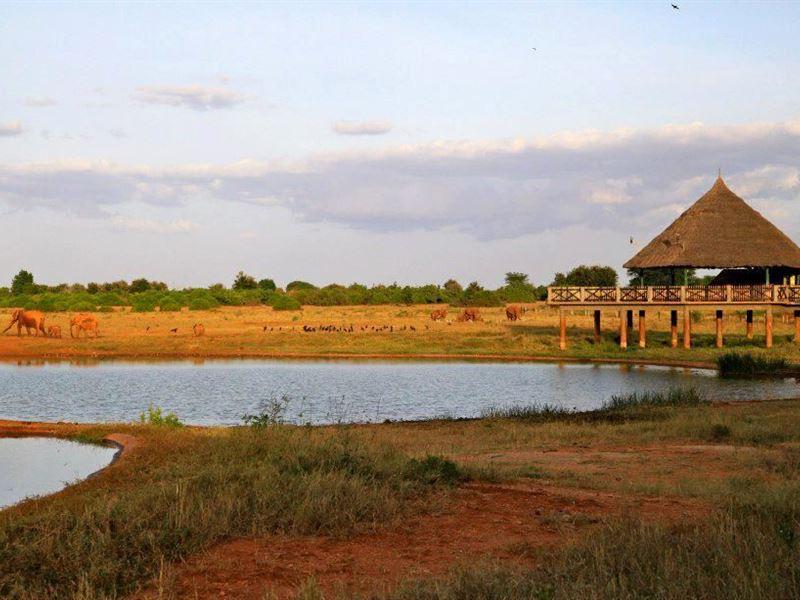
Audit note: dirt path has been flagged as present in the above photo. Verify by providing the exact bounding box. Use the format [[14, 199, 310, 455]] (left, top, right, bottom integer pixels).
[[138, 482, 705, 599]]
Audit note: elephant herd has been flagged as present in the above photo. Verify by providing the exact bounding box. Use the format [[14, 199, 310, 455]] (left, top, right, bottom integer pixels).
[[2, 309, 100, 338], [430, 305, 525, 322]]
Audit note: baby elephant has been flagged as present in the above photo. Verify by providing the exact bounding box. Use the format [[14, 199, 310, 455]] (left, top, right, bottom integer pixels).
[[192, 323, 205, 336], [47, 325, 62, 339]]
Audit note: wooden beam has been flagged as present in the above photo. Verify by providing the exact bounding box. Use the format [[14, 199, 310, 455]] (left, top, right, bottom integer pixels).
[[683, 306, 691, 349], [638, 310, 646, 348], [559, 309, 567, 350], [795, 310, 800, 344], [593, 310, 601, 344], [670, 310, 678, 348], [746, 310, 754, 340], [715, 310, 724, 348], [766, 307, 773, 349], [619, 310, 627, 349]]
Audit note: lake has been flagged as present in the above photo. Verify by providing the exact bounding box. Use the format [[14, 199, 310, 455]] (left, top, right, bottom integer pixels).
[[0, 359, 797, 426], [0, 437, 117, 509]]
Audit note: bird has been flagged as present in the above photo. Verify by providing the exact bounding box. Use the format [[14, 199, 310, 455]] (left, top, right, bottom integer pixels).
[[531, 47, 537, 51], [671, 3, 679, 9], [629, 236, 634, 245], [169, 328, 178, 334]]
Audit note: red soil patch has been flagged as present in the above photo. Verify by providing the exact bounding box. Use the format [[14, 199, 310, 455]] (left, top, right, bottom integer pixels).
[[143, 482, 704, 599]]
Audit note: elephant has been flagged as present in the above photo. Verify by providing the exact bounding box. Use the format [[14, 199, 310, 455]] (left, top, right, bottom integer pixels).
[[430, 308, 448, 321], [505, 305, 523, 321], [2, 309, 46, 336], [70, 314, 100, 338], [193, 323, 205, 336], [47, 325, 62, 339], [457, 308, 482, 322]]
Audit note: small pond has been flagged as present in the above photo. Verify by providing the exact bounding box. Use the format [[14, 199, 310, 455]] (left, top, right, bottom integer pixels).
[[0, 359, 797, 426], [0, 437, 117, 509]]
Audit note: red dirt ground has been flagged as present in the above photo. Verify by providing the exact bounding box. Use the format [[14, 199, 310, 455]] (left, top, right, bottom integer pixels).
[[140, 482, 705, 599]]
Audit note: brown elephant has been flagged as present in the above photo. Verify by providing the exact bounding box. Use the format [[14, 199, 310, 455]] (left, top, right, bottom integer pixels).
[[457, 308, 482, 322], [2, 309, 46, 336], [505, 305, 523, 321], [430, 308, 448, 321], [71, 314, 100, 338], [47, 325, 62, 339], [193, 323, 205, 336]]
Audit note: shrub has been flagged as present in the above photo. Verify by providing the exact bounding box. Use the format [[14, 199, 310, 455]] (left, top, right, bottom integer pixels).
[[710, 423, 732, 441], [272, 294, 302, 311], [139, 404, 183, 428], [188, 295, 219, 311], [403, 455, 464, 486], [718, 352, 789, 378], [287, 280, 317, 292]]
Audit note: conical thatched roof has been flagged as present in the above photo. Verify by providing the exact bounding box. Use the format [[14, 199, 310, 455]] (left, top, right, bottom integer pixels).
[[624, 176, 800, 269]]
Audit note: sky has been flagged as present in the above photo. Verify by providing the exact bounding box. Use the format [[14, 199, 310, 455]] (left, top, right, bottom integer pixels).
[[1, 1, 800, 289]]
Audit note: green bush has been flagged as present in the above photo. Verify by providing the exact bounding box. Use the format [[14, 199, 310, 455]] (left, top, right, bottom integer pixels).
[[139, 404, 183, 428], [188, 295, 219, 311], [271, 294, 302, 311], [157, 297, 183, 312], [718, 352, 790, 378]]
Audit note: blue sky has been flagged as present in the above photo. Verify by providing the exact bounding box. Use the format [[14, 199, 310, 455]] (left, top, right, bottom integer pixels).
[[1, 1, 800, 287]]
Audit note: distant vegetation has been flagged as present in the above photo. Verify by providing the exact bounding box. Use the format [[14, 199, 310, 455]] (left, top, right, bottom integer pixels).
[[0, 269, 564, 312]]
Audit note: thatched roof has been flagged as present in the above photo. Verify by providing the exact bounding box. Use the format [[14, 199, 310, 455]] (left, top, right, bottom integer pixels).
[[624, 176, 800, 270]]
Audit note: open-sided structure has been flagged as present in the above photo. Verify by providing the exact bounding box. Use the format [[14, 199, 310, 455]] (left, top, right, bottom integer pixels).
[[548, 176, 800, 349]]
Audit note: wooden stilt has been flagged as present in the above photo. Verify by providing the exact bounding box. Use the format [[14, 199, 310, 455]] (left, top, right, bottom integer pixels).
[[670, 310, 678, 348], [559, 309, 567, 350], [746, 310, 754, 340], [683, 307, 691, 349], [766, 308, 773, 349], [715, 310, 724, 348], [593, 310, 601, 344], [638, 310, 646, 348], [794, 310, 800, 344], [619, 310, 627, 349]]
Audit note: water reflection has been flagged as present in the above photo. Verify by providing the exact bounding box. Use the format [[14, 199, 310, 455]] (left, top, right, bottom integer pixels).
[[0, 359, 797, 426], [0, 437, 117, 509]]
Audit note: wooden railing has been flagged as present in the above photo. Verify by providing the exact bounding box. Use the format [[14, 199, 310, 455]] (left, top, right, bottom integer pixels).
[[547, 285, 800, 305]]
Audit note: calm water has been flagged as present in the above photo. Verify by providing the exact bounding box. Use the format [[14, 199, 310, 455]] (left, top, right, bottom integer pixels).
[[0, 437, 117, 509], [0, 359, 797, 426]]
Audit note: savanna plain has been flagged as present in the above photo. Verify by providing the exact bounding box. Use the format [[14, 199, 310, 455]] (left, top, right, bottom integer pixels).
[[1, 304, 800, 599]]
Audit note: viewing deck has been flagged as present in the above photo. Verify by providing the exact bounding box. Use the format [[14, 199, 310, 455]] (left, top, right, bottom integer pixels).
[[547, 285, 800, 307]]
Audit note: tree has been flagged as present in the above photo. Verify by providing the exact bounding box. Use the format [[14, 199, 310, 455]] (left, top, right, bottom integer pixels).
[[11, 270, 34, 295], [130, 278, 152, 293], [552, 265, 618, 287], [258, 278, 277, 292], [504, 272, 529, 286], [233, 271, 258, 290], [626, 268, 700, 286], [442, 279, 463, 295], [286, 280, 317, 292]]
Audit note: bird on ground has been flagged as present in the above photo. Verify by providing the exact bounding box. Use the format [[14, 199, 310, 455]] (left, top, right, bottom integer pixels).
[[169, 328, 177, 334]]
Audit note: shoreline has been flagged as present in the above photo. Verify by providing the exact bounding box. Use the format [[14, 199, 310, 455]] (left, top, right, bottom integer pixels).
[[0, 350, 717, 370]]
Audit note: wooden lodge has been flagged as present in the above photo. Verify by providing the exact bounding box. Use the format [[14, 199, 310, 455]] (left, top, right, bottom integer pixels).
[[547, 176, 800, 349]]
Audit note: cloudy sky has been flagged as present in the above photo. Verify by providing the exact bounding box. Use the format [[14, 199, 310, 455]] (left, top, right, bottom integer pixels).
[[2, 2, 800, 288]]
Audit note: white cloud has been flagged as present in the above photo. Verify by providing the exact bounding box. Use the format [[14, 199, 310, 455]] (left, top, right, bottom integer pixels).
[[2, 117, 800, 243], [24, 97, 57, 107], [133, 85, 247, 111], [332, 120, 392, 135], [110, 216, 199, 234], [0, 121, 23, 137]]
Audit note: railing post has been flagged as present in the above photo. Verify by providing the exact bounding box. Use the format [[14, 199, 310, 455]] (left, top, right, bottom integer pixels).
[[680, 286, 686, 303], [579, 287, 585, 302], [726, 285, 732, 303], [772, 285, 777, 303], [646, 286, 653, 303], [615, 287, 621, 303], [547, 287, 551, 304]]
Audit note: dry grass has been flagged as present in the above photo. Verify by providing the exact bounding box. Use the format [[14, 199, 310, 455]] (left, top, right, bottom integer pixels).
[[1, 304, 798, 365]]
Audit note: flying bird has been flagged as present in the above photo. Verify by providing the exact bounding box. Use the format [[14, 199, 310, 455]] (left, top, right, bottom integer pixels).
[[629, 236, 635, 245], [531, 47, 537, 51], [671, 3, 679, 9]]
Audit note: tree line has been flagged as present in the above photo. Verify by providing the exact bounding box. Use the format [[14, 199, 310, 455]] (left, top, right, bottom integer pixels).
[[1, 265, 659, 312]]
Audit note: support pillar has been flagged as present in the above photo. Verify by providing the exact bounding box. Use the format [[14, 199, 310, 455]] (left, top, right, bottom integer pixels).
[[619, 310, 627, 349], [746, 310, 754, 340], [715, 310, 724, 348], [593, 310, 601, 344], [670, 310, 678, 348], [795, 310, 800, 344], [765, 308, 773, 349], [638, 310, 646, 348], [626, 310, 634, 331], [559, 309, 567, 350], [683, 306, 691, 349]]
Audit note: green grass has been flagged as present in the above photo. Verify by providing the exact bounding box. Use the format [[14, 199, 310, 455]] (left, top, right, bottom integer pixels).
[[717, 351, 791, 378], [0, 427, 461, 599]]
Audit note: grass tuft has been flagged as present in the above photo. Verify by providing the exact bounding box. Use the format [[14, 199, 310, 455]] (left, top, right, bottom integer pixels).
[[717, 351, 789, 378]]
